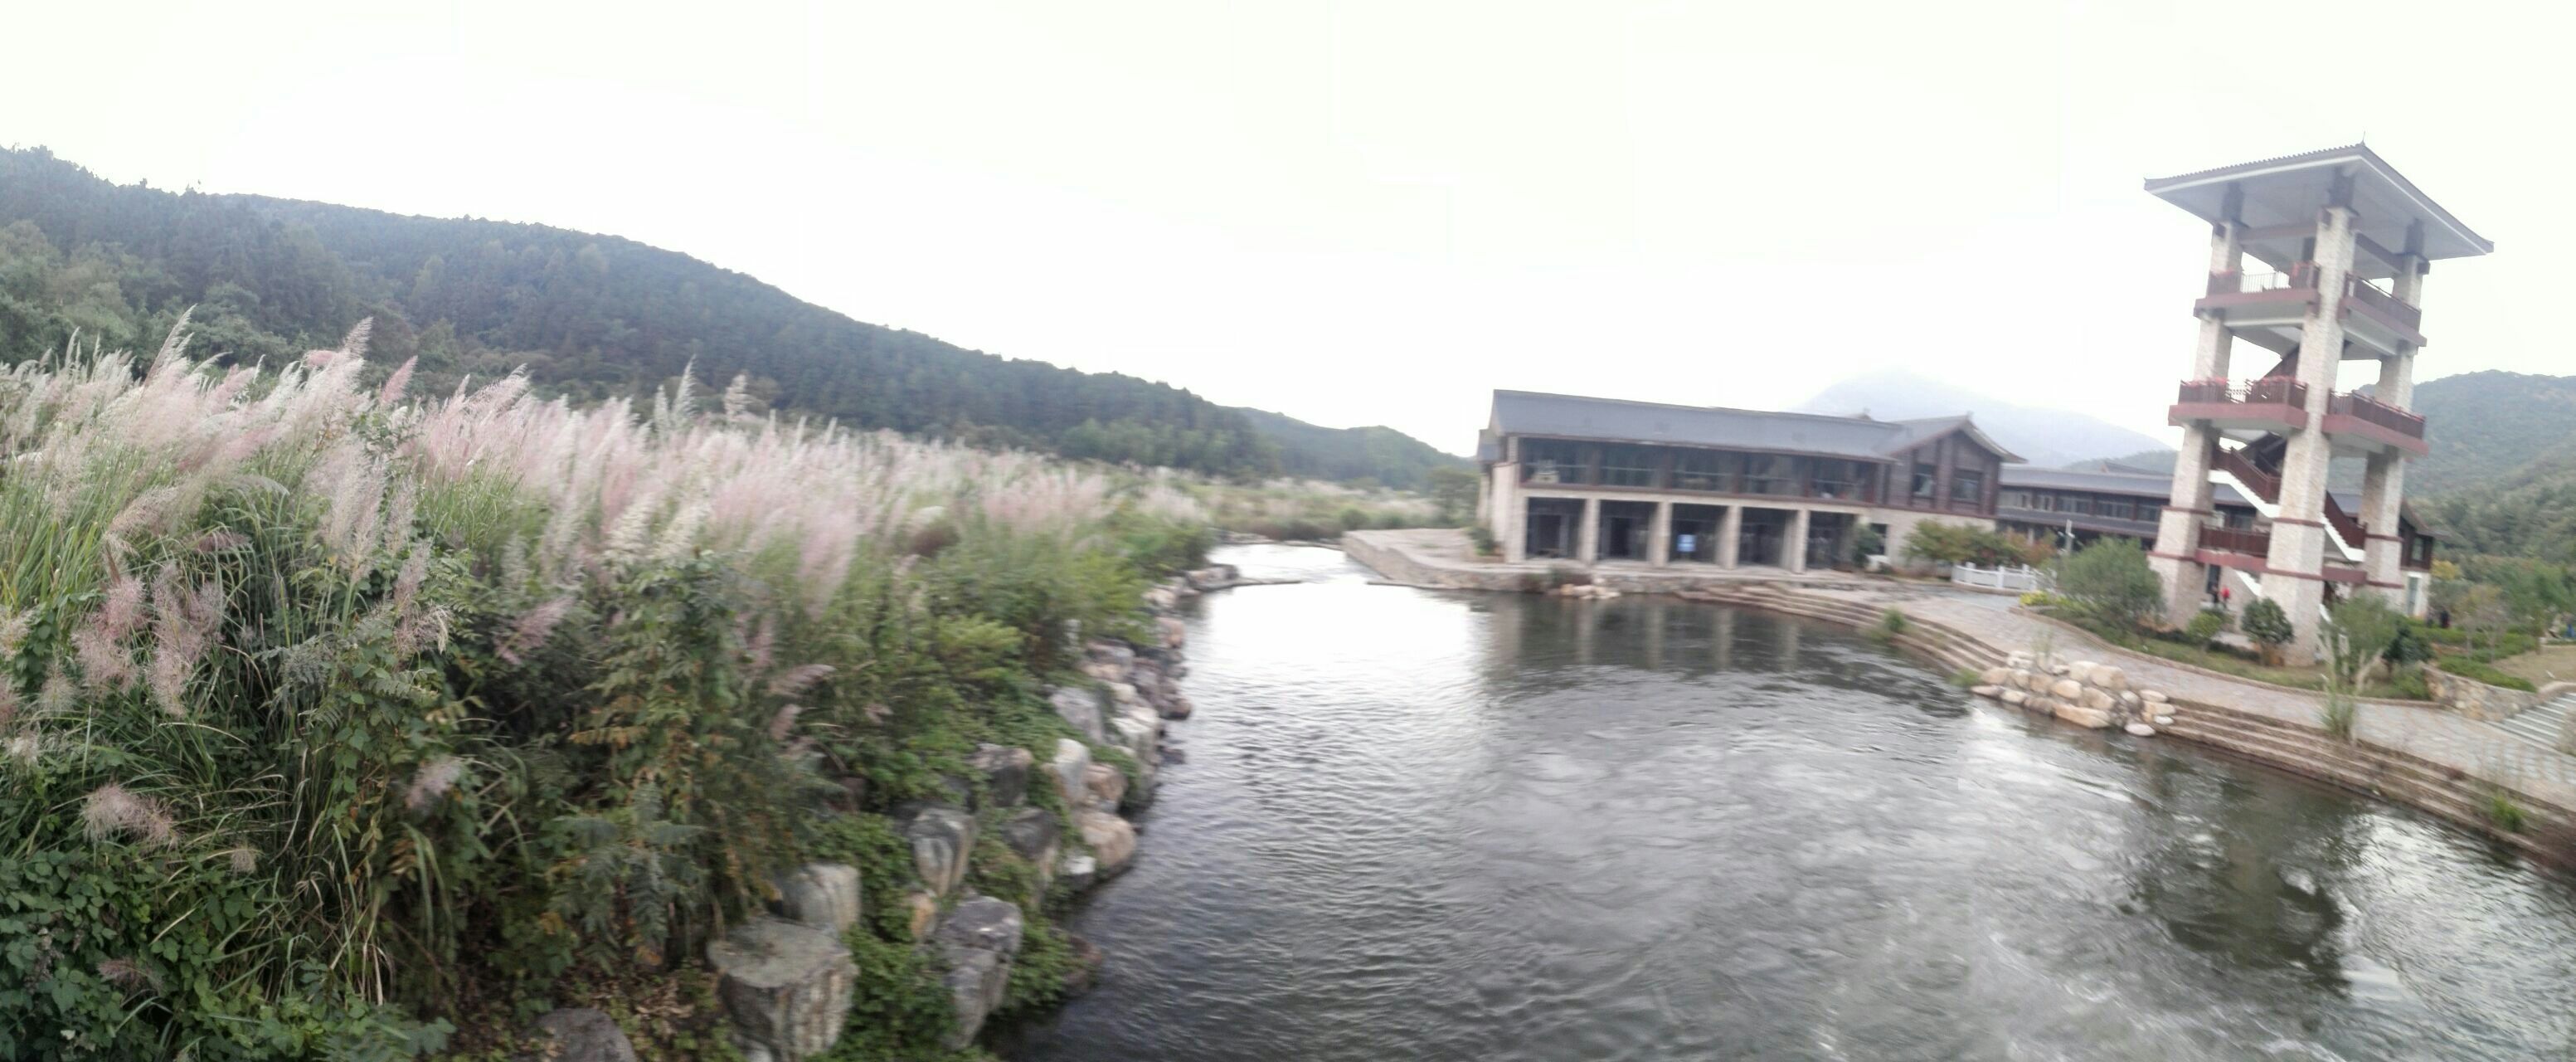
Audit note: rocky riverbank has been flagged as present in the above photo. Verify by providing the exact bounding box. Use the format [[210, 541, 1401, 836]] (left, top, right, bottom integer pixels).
[[519, 565, 1242, 1062]]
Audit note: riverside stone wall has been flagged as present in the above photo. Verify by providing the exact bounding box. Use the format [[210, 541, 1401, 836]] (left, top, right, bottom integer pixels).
[[2423, 665, 2545, 723], [1969, 654, 2178, 738]]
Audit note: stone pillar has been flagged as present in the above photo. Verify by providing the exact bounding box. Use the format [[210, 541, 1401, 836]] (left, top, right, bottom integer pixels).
[[2153, 220, 2242, 626], [2359, 452, 2406, 602], [1576, 496, 1601, 564], [1649, 500, 1673, 567], [2263, 202, 2358, 664], [1495, 465, 1524, 563], [2359, 263, 2420, 606], [1718, 505, 1742, 569], [1786, 509, 1810, 573]]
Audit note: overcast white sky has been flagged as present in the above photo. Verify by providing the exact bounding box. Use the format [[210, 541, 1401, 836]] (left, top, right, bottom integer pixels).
[[3, 1, 2561, 454]]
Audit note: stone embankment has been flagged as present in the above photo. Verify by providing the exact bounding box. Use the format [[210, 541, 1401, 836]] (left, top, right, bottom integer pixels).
[[1971, 656, 2175, 736], [1676, 582, 2576, 863], [529, 564, 1232, 1060]]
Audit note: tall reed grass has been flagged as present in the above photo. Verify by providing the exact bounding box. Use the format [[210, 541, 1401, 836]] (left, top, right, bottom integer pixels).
[[0, 319, 1209, 1060]]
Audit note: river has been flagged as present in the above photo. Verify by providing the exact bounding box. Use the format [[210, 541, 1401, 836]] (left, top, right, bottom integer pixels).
[[1006, 544, 2576, 1061]]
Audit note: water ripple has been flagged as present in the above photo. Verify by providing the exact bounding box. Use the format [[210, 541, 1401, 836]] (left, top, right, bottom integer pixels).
[[1005, 544, 2576, 1061]]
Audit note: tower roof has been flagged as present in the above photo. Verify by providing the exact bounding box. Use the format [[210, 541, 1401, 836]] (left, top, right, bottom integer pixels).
[[2146, 144, 2491, 273]]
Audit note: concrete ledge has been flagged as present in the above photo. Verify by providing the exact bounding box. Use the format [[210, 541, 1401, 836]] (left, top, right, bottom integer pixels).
[[1342, 529, 1878, 594]]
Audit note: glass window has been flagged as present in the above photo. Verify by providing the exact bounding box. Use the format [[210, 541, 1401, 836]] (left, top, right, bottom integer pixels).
[[2137, 503, 2160, 524], [1911, 463, 1937, 499], [2063, 494, 2092, 515], [2100, 499, 2134, 521], [1747, 455, 1799, 495], [1600, 445, 1658, 488], [1673, 450, 1733, 492], [1520, 439, 1587, 485], [1999, 490, 2029, 509], [1950, 470, 1984, 503]]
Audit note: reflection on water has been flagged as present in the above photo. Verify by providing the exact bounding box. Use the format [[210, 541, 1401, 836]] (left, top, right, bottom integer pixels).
[[1006, 544, 2576, 1061]]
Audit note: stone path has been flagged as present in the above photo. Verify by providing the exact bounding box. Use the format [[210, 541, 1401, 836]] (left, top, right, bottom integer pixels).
[[1785, 582, 2576, 813]]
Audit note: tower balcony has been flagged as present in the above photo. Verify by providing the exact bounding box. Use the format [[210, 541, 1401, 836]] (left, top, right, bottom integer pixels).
[[2169, 379, 2428, 456], [2324, 391, 2429, 455], [2195, 265, 2426, 356], [2170, 376, 2307, 432]]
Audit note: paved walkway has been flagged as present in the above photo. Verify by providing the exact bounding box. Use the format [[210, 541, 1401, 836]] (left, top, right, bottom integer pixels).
[[1786, 582, 2576, 813]]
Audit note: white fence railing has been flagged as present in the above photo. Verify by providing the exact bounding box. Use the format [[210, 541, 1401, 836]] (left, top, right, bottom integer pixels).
[[1951, 563, 2048, 593]]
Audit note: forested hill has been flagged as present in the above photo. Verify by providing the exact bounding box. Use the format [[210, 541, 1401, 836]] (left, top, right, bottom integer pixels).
[[0, 146, 1461, 484]]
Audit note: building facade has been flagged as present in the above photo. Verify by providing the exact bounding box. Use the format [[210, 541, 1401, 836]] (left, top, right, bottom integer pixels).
[[2141, 145, 2488, 661], [1475, 391, 2019, 572]]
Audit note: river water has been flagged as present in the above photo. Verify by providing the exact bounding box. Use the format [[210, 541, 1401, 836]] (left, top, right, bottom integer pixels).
[[1007, 544, 2576, 1061]]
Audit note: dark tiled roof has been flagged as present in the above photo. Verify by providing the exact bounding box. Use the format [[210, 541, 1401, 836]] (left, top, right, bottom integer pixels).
[[2000, 465, 2252, 508], [1487, 391, 2021, 463]]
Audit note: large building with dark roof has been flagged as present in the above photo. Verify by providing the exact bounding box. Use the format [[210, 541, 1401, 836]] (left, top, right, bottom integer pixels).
[[1475, 390, 2020, 569]]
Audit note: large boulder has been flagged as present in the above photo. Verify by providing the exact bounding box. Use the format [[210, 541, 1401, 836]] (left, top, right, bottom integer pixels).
[[1083, 762, 1128, 810], [934, 895, 1027, 1050], [1062, 933, 1106, 996], [1058, 850, 1100, 893], [773, 863, 862, 935], [968, 743, 1033, 808], [708, 918, 856, 1062], [896, 803, 975, 896], [1086, 640, 1137, 670], [1050, 740, 1091, 808], [999, 806, 1062, 869], [522, 1008, 637, 1062], [1074, 809, 1138, 879], [1048, 686, 1108, 743], [2054, 703, 2113, 729], [1158, 616, 1187, 649], [2049, 678, 2084, 701]]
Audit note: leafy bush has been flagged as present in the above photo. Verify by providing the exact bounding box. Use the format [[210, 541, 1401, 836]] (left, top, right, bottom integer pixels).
[[1468, 524, 1499, 557], [1854, 524, 1886, 560], [1899, 522, 2025, 568], [2185, 608, 2228, 646], [2240, 597, 2296, 664], [2054, 539, 2163, 631], [2019, 590, 2068, 609]]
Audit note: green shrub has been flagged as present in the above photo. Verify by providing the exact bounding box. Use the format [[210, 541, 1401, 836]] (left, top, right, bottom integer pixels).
[[2385, 667, 2432, 700], [2319, 690, 2358, 741], [1948, 668, 1981, 688], [2487, 792, 2530, 833], [1872, 608, 1911, 641], [1468, 524, 1499, 556], [2054, 538, 2164, 631], [2185, 608, 2228, 646], [2241, 597, 2296, 663], [1900, 522, 2025, 568]]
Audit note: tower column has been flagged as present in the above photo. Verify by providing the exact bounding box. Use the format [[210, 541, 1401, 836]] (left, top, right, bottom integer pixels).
[[1718, 505, 1742, 569], [2263, 202, 2359, 664], [2152, 217, 2243, 625], [1786, 509, 1811, 573], [2360, 256, 2426, 603], [1649, 500, 1673, 567], [1495, 464, 1524, 563]]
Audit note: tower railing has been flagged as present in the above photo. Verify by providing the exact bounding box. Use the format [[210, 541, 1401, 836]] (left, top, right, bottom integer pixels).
[[2327, 391, 2428, 441], [2177, 376, 2308, 409], [2199, 525, 2272, 557]]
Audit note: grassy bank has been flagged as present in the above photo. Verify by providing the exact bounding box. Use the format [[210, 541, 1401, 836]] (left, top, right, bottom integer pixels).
[[0, 321, 1208, 1060], [1153, 472, 1439, 541]]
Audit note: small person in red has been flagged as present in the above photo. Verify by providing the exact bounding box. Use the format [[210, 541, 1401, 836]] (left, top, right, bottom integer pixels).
[[2219, 585, 2233, 609]]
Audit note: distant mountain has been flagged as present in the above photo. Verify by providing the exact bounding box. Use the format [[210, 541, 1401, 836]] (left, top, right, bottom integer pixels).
[[0, 146, 1459, 483], [1795, 369, 2168, 469], [1231, 408, 1465, 490]]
